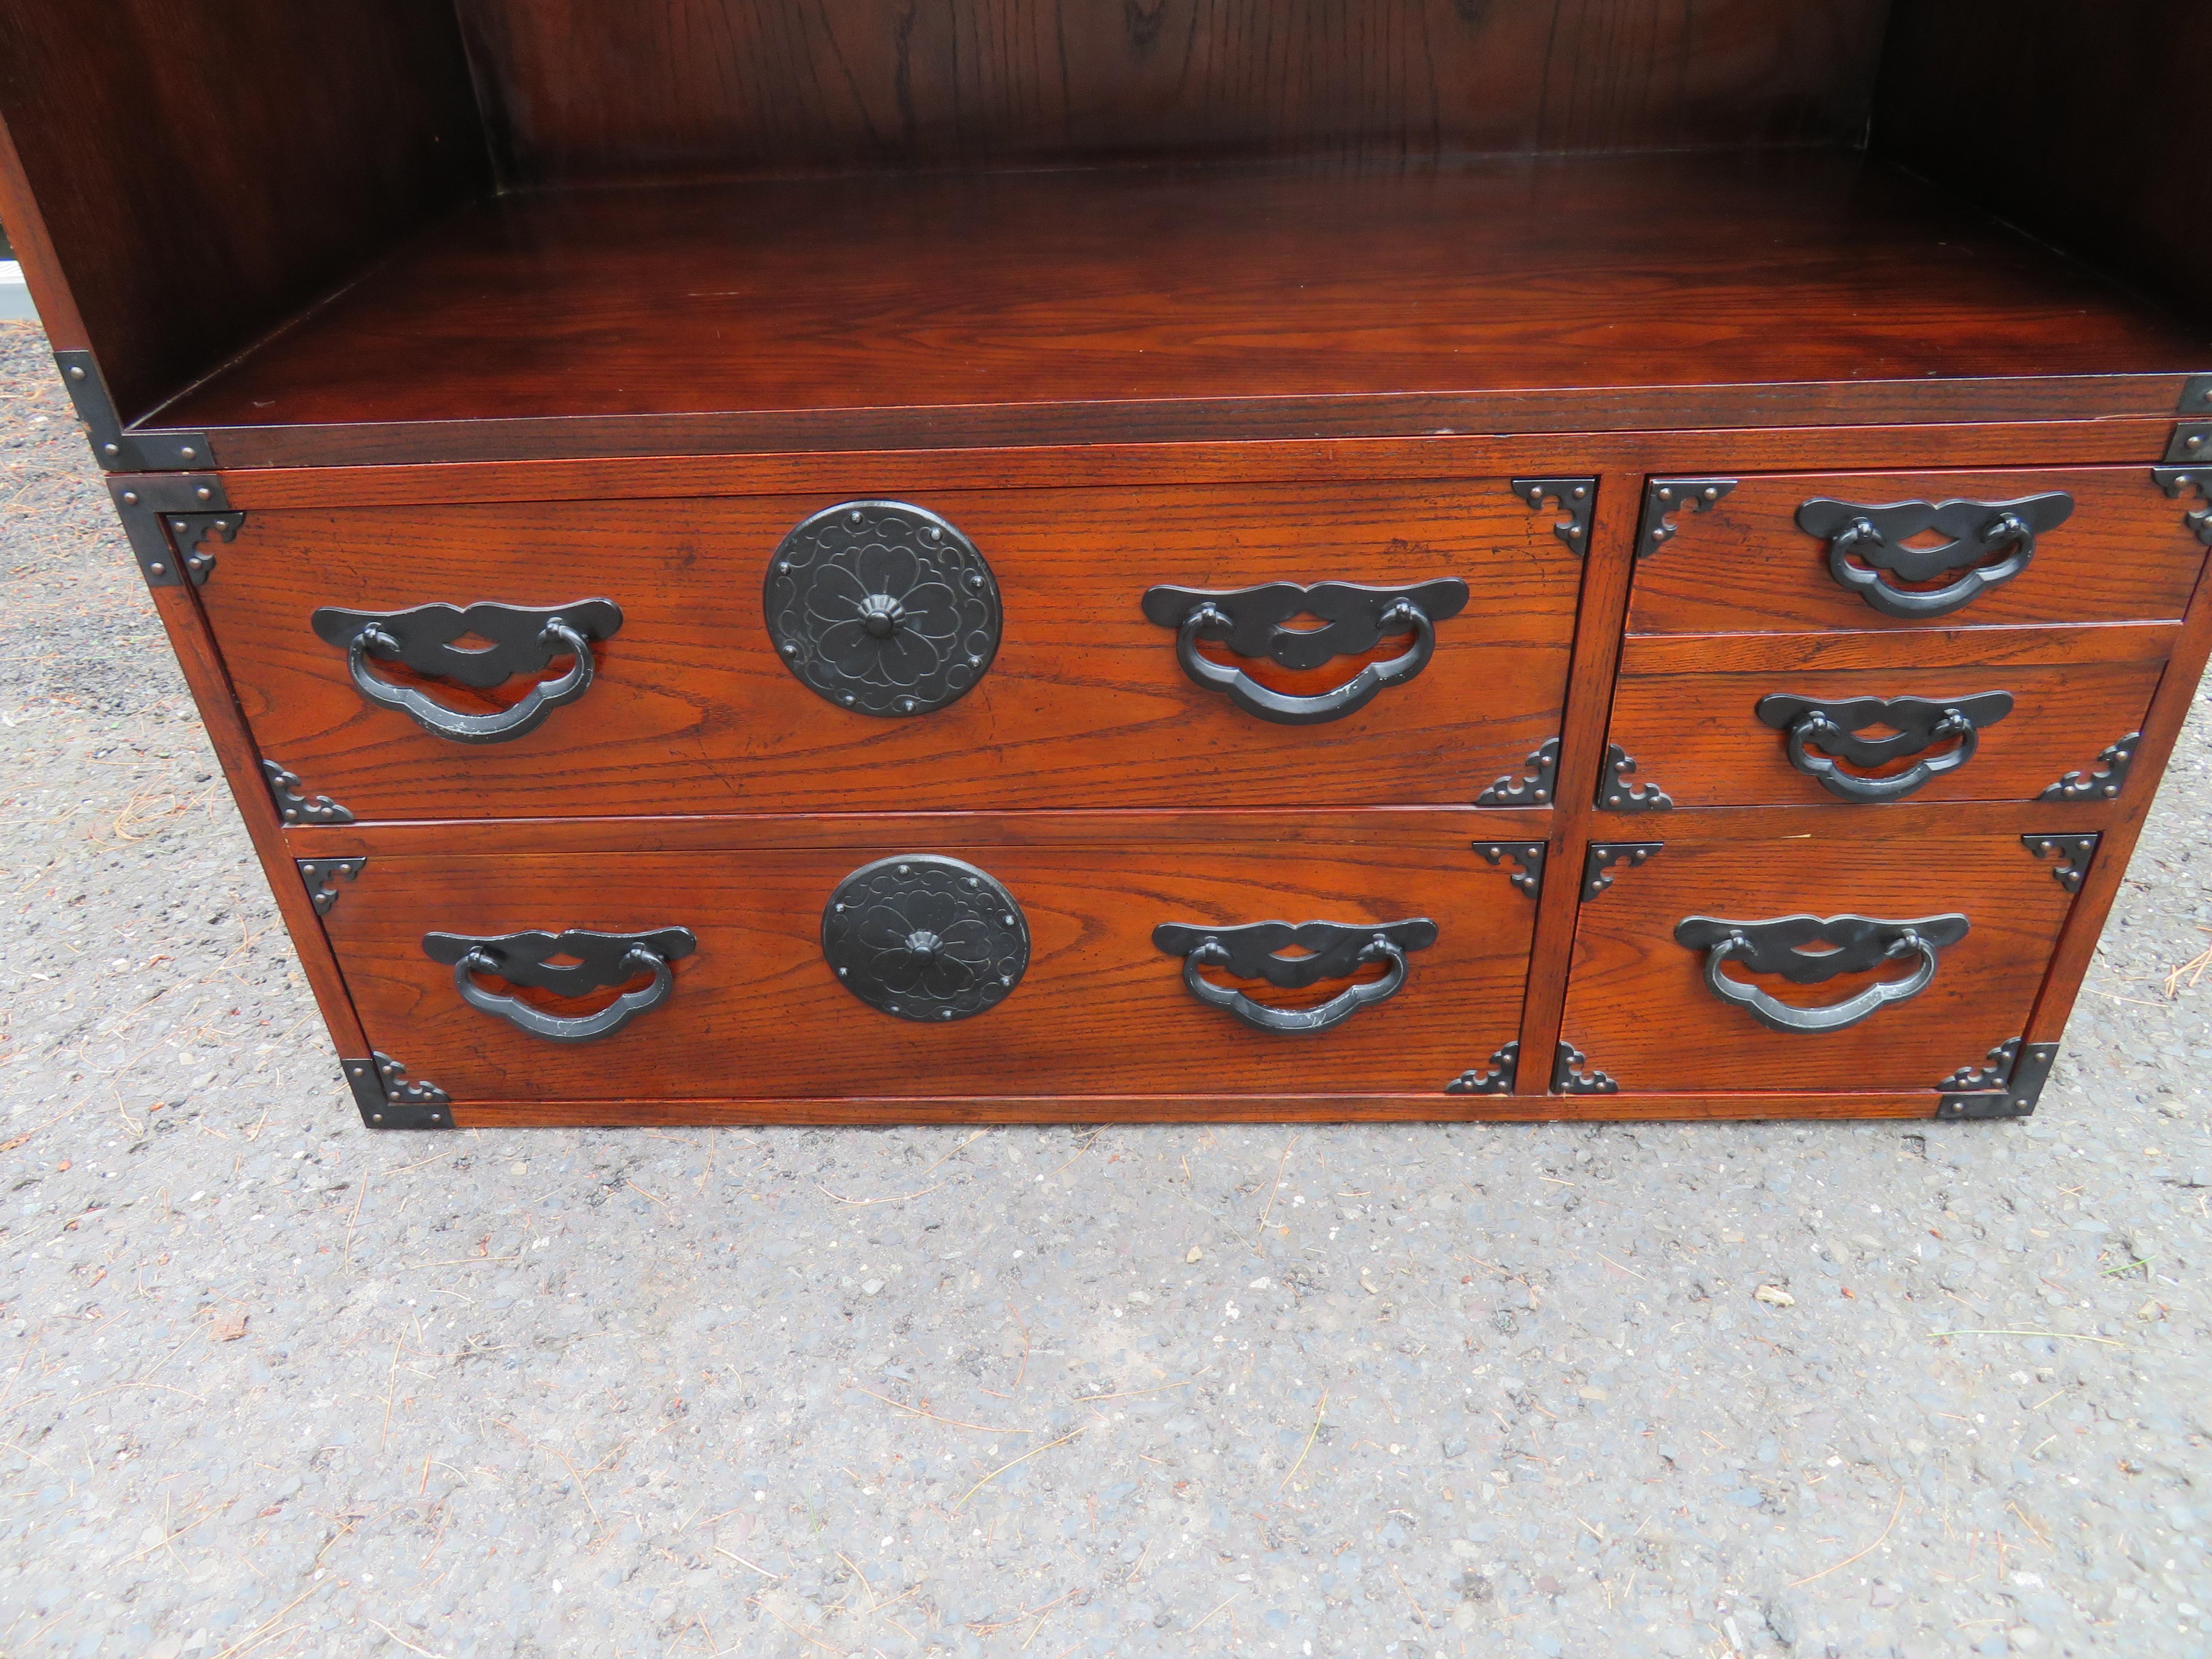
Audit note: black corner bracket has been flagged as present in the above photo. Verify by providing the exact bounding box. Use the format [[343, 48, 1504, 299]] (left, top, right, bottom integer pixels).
[[1553, 1041, 1619, 1095], [1636, 478, 1737, 559], [1476, 736, 1559, 807], [2020, 833, 2099, 895], [106, 475, 239, 588], [57, 350, 213, 472], [2037, 732, 2138, 804], [344, 1053, 453, 1130], [1597, 744, 1673, 812], [1582, 842, 1662, 900], [1936, 1039, 2057, 1121], [2166, 423, 2212, 466], [1474, 841, 1546, 898], [1511, 477, 1596, 554], [297, 856, 366, 916], [2181, 375, 2212, 417], [2153, 467, 2212, 546], [1446, 1040, 1519, 1095], [262, 760, 355, 826]]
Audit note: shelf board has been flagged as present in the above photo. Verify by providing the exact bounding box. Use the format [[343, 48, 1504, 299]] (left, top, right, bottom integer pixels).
[[154, 150, 2210, 468]]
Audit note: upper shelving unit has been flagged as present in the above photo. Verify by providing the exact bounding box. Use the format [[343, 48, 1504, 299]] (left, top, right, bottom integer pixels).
[[4, 1, 2206, 471], [154, 151, 2208, 467]]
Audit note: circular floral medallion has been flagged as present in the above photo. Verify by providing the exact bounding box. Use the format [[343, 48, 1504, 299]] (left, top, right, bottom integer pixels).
[[821, 856, 1030, 1022], [764, 501, 1001, 716]]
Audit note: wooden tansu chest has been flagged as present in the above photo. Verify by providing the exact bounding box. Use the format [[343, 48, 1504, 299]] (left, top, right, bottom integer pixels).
[[4, 2, 2208, 1129]]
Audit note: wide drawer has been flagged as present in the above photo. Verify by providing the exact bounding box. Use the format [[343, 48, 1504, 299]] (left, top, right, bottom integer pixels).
[[1606, 624, 2170, 808], [1557, 821, 2085, 1094], [1628, 466, 2207, 635], [202, 479, 1581, 818], [316, 814, 1539, 1100]]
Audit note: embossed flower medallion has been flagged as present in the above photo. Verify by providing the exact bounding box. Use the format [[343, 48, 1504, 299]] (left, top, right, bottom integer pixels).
[[821, 856, 1030, 1022], [764, 501, 1002, 716]]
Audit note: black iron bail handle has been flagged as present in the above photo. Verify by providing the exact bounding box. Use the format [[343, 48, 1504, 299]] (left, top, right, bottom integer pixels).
[[448, 941, 678, 1043], [346, 616, 598, 744], [1784, 707, 1976, 802], [1697, 928, 1941, 1035], [1185, 933, 1409, 1033], [1800, 494, 2072, 620], [1177, 599, 1431, 725]]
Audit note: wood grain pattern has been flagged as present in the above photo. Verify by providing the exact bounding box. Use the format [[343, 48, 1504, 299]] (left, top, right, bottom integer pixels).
[[1876, 0, 2212, 322], [200, 480, 1577, 817], [212, 422, 2188, 512], [317, 817, 1537, 1100], [0, 0, 487, 425], [158, 154, 2207, 460], [1628, 469, 2209, 636], [451, 1091, 1941, 1127], [454, 0, 1891, 182], [1557, 825, 2081, 1094], [1608, 627, 2173, 809]]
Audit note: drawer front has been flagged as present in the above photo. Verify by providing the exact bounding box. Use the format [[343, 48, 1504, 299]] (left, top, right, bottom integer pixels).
[[1607, 624, 2171, 808], [202, 480, 1580, 818], [1629, 467, 2206, 635], [318, 815, 1538, 1100], [1558, 824, 2081, 1094]]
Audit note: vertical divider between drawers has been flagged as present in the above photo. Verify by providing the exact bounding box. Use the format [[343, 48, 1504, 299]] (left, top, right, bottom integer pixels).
[[1511, 467, 1647, 1090]]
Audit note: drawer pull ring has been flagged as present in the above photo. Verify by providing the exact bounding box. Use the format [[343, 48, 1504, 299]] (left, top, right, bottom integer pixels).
[[1796, 494, 2072, 619], [1674, 913, 1969, 1035], [1141, 580, 1470, 725], [1152, 918, 1436, 1034], [422, 927, 696, 1044], [312, 600, 624, 744], [1755, 691, 2014, 803]]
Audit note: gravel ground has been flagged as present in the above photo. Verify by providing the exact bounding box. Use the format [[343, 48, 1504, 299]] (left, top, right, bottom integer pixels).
[[2, 317, 2210, 1659]]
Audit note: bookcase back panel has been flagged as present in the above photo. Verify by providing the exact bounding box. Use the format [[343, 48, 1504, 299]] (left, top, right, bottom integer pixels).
[[455, 0, 1894, 185]]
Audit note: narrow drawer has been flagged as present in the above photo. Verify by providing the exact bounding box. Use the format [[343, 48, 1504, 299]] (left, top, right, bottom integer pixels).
[[1607, 624, 2170, 808], [201, 477, 1582, 819], [1557, 822, 2085, 1095], [1628, 467, 2206, 635], [316, 814, 1538, 1102]]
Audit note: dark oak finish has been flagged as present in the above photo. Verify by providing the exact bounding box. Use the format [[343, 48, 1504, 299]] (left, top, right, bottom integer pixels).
[[1609, 626, 2173, 809], [153, 154, 2208, 466], [1629, 468, 2209, 637], [1557, 822, 2081, 1095], [0, 0, 486, 426], [201, 479, 1576, 817], [457, 0, 1891, 183], [318, 816, 1535, 1101]]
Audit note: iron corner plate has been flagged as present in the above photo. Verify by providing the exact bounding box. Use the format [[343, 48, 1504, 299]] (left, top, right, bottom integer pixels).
[[1936, 1039, 2058, 1121], [344, 1053, 453, 1130], [297, 856, 366, 916], [1582, 842, 1662, 901], [2167, 423, 2212, 466], [1597, 745, 1673, 812], [1446, 1040, 1519, 1095], [2037, 732, 2138, 803], [1473, 841, 1546, 898], [1510, 477, 1596, 554], [262, 760, 355, 826], [1476, 736, 1559, 807], [2182, 375, 2212, 416], [56, 350, 214, 472], [106, 474, 239, 588], [1636, 478, 1737, 559], [1553, 1041, 1619, 1095], [2020, 833, 2099, 894], [2152, 467, 2212, 546]]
